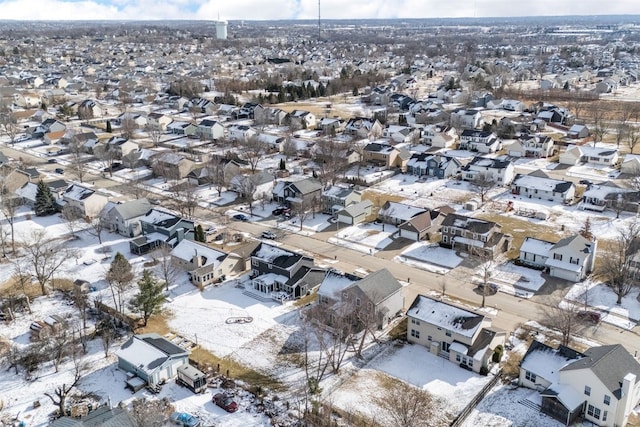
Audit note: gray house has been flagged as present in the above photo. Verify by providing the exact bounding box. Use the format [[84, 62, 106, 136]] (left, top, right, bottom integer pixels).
[[106, 198, 152, 237], [116, 333, 190, 388]]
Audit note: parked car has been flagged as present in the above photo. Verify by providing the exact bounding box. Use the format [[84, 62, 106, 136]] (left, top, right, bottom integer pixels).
[[232, 214, 248, 222], [272, 207, 290, 216], [103, 162, 124, 172], [170, 412, 201, 427], [577, 310, 601, 323], [47, 158, 57, 163], [476, 282, 498, 295], [213, 393, 238, 413], [54, 168, 64, 174], [261, 230, 277, 240]]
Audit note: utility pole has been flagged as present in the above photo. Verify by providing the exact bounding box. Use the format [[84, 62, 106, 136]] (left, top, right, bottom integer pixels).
[[318, 0, 321, 41]]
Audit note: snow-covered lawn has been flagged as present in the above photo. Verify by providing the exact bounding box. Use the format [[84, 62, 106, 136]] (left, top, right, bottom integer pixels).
[[564, 281, 640, 329], [486, 262, 545, 295], [394, 242, 464, 274], [328, 222, 396, 254], [331, 343, 492, 421]]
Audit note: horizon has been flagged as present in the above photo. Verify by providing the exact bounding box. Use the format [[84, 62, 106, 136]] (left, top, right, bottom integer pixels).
[[0, 0, 638, 21]]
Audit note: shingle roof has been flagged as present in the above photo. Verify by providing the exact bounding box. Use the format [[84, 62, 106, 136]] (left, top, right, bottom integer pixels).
[[355, 268, 402, 305]]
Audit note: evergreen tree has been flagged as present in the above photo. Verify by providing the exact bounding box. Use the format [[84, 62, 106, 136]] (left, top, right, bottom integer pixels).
[[130, 270, 165, 326], [34, 180, 58, 216], [279, 158, 286, 170], [194, 224, 205, 242], [106, 120, 112, 133]]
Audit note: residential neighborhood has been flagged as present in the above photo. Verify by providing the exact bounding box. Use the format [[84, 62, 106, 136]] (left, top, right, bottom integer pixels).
[[3, 11, 640, 427]]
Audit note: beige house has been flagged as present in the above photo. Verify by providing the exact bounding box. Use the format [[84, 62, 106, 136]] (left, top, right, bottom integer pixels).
[[61, 184, 109, 218], [171, 239, 239, 287]]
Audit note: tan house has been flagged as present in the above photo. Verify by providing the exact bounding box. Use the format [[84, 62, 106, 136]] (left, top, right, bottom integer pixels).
[[170, 239, 239, 287], [153, 152, 195, 180], [61, 184, 109, 218]]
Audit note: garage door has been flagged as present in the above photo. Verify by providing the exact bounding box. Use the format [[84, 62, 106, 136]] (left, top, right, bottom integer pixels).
[[400, 229, 418, 241], [550, 267, 578, 282], [338, 214, 353, 225]]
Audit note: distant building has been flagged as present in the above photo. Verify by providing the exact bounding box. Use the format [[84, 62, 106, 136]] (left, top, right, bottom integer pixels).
[[215, 20, 228, 40]]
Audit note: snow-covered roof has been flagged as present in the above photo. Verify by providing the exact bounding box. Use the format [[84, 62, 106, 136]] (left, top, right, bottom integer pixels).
[[253, 243, 293, 263], [512, 174, 573, 194], [116, 334, 188, 376], [520, 237, 554, 257], [171, 239, 226, 268], [317, 271, 359, 299], [253, 272, 288, 285], [63, 184, 95, 201], [407, 295, 485, 338], [521, 347, 577, 385], [379, 202, 426, 222]]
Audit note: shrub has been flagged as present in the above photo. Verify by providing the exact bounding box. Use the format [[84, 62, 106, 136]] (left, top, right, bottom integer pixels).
[[492, 345, 504, 363]]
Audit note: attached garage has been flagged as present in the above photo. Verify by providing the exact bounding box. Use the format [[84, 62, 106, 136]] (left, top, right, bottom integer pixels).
[[336, 200, 373, 226]]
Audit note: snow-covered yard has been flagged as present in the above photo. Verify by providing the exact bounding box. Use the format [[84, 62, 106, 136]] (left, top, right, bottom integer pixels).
[[395, 242, 464, 274], [564, 280, 640, 329], [328, 222, 397, 254]]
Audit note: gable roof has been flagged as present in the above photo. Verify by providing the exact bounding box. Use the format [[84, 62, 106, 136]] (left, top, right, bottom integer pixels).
[[111, 198, 152, 220], [354, 268, 402, 304], [561, 344, 640, 399], [50, 407, 137, 427], [116, 333, 188, 376], [441, 213, 497, 234], [407, 294, 485, 338]]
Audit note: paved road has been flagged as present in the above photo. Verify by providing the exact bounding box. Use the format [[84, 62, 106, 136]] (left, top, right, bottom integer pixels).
[[225, 217, 640, 355]]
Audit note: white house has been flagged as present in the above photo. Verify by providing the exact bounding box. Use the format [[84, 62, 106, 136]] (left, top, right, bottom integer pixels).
[[510, 172, 576, 203], [506, 134, 555, 158], [227, 124, 257, 142], [519, 340, 640, 427], [459, 130, 501, 153], [422, 125, 458, 148], [621, 154, 640, 175], [61, 184, 109, 218], [106, 198, 152, 237], [545, 234, 597, 281], [519, 237, 555, 269], [462, 156, 515, 185], [406, 294, 505, 374], [560, 145, 619, 166], [378, 201, 426, 225], [336, 200, 373, 225], [171, 239, 237, 287]]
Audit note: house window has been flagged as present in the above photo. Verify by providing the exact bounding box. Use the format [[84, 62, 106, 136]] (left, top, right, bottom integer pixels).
[[468, 359, 473, 368], [410, 329, 420, 339], [480, 236, 487, 242], [604, 395, 610, 406], [427, 335, 432, 341], [445, 330, 452, 337], [342, 292, 348, 299], [411, 319, 420, 325], [356, 298, 361, 307], [251, 259, 258, 266], [585, 386, 591, 396], [473, 233, 478, 240], [442, 342, 450, 352], [570, 258, 579, 265], [525, 371, 537, 383], [554, 253, 562, 261], [442, 227, 448, 233], [456, 354, 461, 362], [603, 411, 608, 422], [443, 236, 449, 243], [587, 404, 600, 420]]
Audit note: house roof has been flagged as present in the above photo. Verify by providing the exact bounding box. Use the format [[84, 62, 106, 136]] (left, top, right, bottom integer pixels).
[[171, 239, 227, 270], [339, 200, 373, 218], [400, 210, 441, 232], [287, 178, 322, 196], [252, 242, 309, 269], [512, 173, 574, 194], [111, 198, 152, 220], [441, 213, 497, 234], [561, 344, 640, 399], [550, 234, 594, 254], [520, 237, 555, 257], [50, 406, 137, 427], [64, 184, 96, 201], [116, 333, 188, 377], [354, 268, 402, 305], [407, 294, 485, 338], [520, 340, 583, 386], [317, 270, 360, 299], [379, 201, 426, 222]]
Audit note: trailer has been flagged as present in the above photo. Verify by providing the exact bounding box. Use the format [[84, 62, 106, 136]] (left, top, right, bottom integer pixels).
[[176, 364, 207, 394]]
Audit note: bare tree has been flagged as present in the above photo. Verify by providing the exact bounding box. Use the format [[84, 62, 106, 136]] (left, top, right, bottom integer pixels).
[[0, 105, 19, 145], [95, 317, 116, 358], [539, 296, 584, 346], [314, 138, 348, 185], [94, 143, 118, 177], [207, 156, 227, 197], [169, 182, 200, 220], [590, 107, 609, 147], [67, 139, 88, 183], [87, 206, 110, 245], [44, 351, 85, 418], [0, 188, 19, 254], [45, 329, 73, 373], [10, 260, 33, 313], [61, 205, 84, 239], [23, 229, 74, 295], [0, 223, 9, 257], [373, 378, 446, 427], [597, 221, 640, 305], [146, 123, 163, 147], [105, 252, 135, 313], [239, 135, 266, 174], [628, 125, 640, 155], [153, 245, 181, 291], [471, 172, 495, 204], [474, 252, 497, 308]]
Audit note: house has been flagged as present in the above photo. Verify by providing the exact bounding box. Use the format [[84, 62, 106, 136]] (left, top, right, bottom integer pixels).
[[518, 237, 555, 270], [407, 153, 462, 178], [116, 333, 190, 388], [321, 186, 362, 215], [378, 201, 426, 226], [621, 154, 640, 175], [461, 156, 515, 185], [152, 152, 195, 180], [546, 234, 597, 281], [406, 294, 506, 374], [229, 171, 274, 200], [519, 340, 640, 427], [344, 117, 383, 139], [383, 125, 419, 144], [398, 209, 446, 241], [253, 105, 288, 126], [422, 125, 458, 148], [105, 198, 152, 237], [510, 172, 576, 203], [459, 130, 501, 153], [61, 184, 109, 218], [317, 117, 345, 135], [130, 209, 195, 255], [77, 99, 104, 119], [288, 109, 317, 130], [167, 121, 197, 136], [171, 239, 238, 287], [247, 242, 321, 300], [440, 213, 512, 258], [147, 112, 173, 130], [451, 109, 484, 129], [362, 142, 411, 171], [107, 136, 139, 159], [507, 134, 555, 158], [336, 200, 373, 225], [280, 178, 323, 209], [559, 145, 619, 166], [50, 406, 138, 427], [195, 119, 224, 140], [567, 124, 590, 139], [582, 182, 640, 213], [314, 268, 404, 331], [227, 124, 257, 142]]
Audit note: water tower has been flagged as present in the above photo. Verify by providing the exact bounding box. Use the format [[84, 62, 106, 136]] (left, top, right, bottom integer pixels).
[[215, 20, 228, 40]]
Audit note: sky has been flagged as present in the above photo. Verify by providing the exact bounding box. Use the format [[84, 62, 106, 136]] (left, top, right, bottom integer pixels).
[[0, 0, 638, 21]]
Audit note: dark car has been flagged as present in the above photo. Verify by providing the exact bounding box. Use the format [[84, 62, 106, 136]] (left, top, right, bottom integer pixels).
[[54, 168, 64, 174], [47, 158, 58, 163], [477, 282, 498, 295], [579, 179, 592, 186], [577, 310, 601, 323], [103, 162, 124, 172], [213, 393, 238, 413], [232, 214, 248, 222], [272, 207, 290, 216]]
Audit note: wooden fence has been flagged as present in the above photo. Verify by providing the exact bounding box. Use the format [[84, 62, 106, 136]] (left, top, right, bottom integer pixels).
[[450, 370, 502, 427]]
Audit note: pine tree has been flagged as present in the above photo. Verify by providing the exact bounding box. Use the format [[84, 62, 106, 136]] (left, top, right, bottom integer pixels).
[[279, 158, 286, 170], [106, 120, 112, 133], [194, 224, 205, 242], [34, 180, 58, 216], [130, 270, 165, 326]]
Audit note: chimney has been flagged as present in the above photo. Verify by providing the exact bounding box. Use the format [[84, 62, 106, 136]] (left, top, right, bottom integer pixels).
[[194, 249, 203, 268], [619, 373, 637, 427]]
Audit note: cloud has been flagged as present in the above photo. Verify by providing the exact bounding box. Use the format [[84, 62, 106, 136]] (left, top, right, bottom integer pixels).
[[0, 0, 637, 20]]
